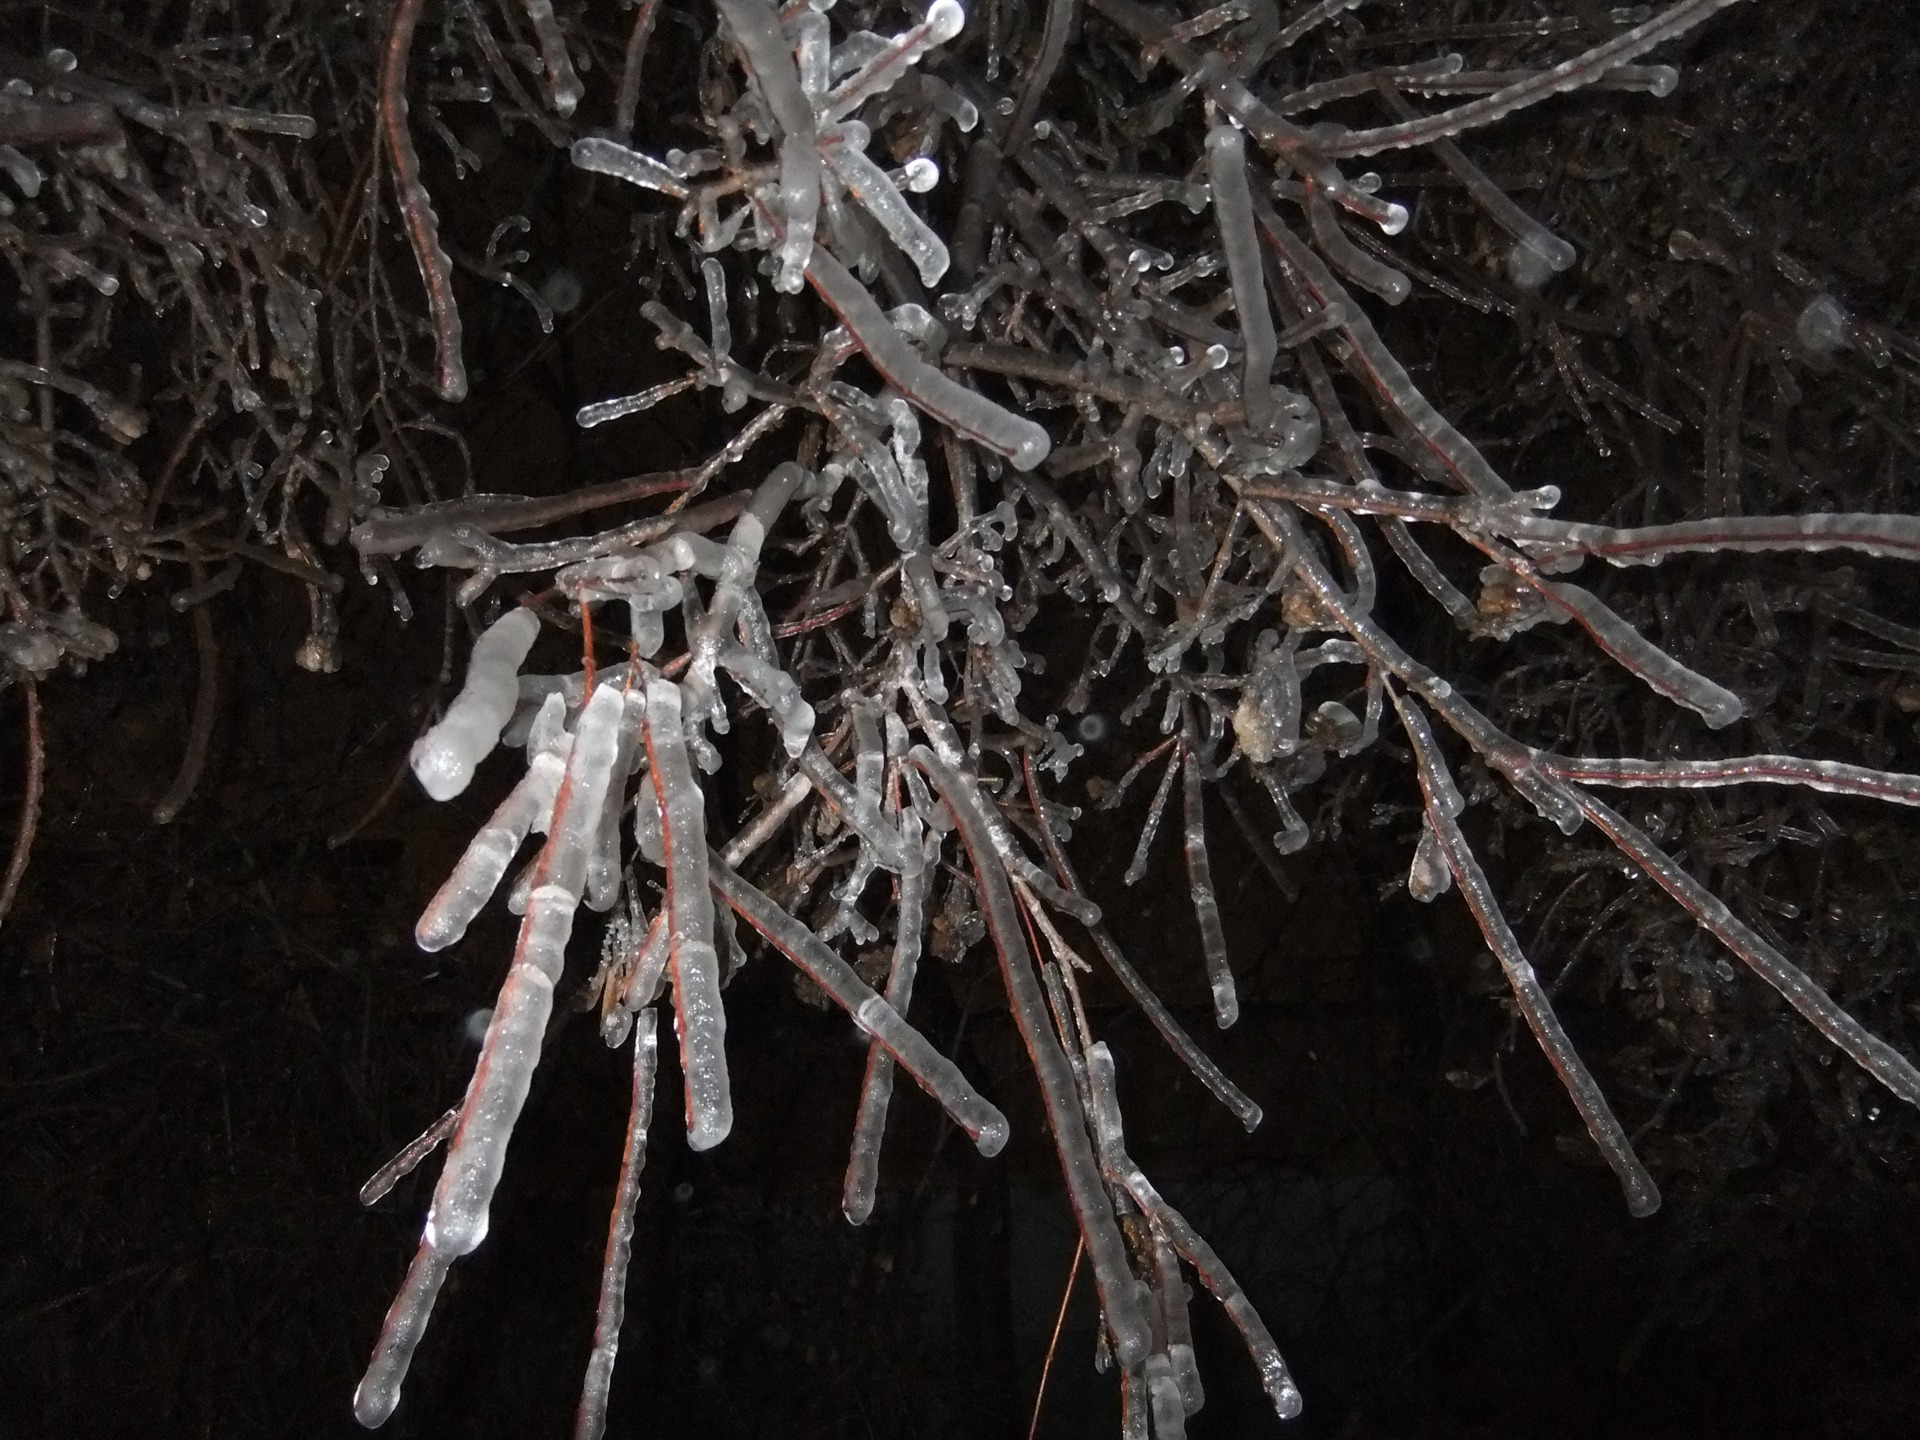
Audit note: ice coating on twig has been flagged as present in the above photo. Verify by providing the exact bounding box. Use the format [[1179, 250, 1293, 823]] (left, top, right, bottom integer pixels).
[[1318, 0, 1752, 158], [1535, 752, 1920, 808], [843, 804, 930, 1223], [1205, 123, 1285, 445], [1537, 577, 1744, 729], [1181, 712, 1238, 1028], [911, 743, 1155, 1371], [1392, 689, 1660, 1218], [424, 680, 625, 1257], [1504, 510, 1920, 568], [709, 850, 1009, 1155], [1572, 789, 1920, 1108], [714, 0, 820, 292], [1085, 1042, 1303, 1421], [416, 692, 571, 951], [352, 1244, 452, 1427], [569, 137, 690, 199], [380, 0, 466, 402], [359, 1104, 460, 1208], [643, 675, 732, 1151], [574, 1008, 657, 1440], [805, 244, 1051, 470], [411, 608, 540, 802], [358, 681, 626, 1423], [335, 0, 1920, 1428]]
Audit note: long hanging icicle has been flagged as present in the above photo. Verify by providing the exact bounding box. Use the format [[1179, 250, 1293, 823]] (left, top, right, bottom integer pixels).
[[355, 680, 626, 1426]]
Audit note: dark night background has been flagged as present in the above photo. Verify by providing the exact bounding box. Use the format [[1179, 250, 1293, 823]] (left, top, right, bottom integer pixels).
[[3, 2, 1918, 1437]]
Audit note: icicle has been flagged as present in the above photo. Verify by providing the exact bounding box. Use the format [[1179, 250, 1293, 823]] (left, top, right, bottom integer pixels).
[[411, 608, 541, 801], [425, 680, 625, 1258], [416, 693, 572, 951], [643, 676, 733, 1151], [842, 811, 929, 1223], [1180, 716, 1238, 1028]]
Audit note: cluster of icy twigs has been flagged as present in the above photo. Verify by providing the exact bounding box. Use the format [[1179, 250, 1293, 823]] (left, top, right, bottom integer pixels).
[[342, 0, 1920, 1434]]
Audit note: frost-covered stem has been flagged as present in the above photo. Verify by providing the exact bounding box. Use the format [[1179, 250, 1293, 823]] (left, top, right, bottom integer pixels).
[[910, 745, 1155, 1371]]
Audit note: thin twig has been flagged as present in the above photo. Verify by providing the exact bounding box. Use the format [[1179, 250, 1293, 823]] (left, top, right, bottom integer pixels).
[[1028, 1237, 1084, 1440], [0, 678, 44, 933]]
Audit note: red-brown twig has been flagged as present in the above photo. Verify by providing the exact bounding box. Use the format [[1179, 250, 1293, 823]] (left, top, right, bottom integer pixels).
[[380, 0, 467, 402], [1028, 1237, 1084, 1440]]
